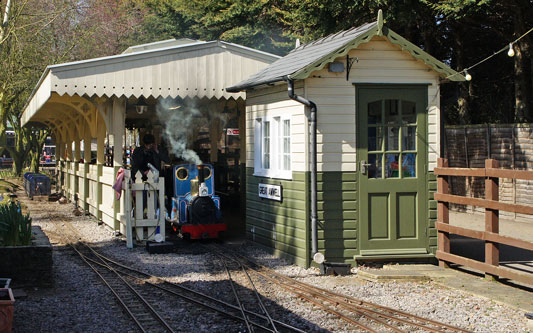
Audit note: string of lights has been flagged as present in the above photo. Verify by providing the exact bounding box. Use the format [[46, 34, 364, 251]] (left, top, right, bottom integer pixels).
[[447, 25, 533, 81]]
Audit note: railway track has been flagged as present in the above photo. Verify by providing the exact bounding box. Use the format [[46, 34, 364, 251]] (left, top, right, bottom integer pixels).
[[58, 224, 305, 332], [213, 249, 281, 332], [63, 234, 176, 333], [205, 243, 472, 333]]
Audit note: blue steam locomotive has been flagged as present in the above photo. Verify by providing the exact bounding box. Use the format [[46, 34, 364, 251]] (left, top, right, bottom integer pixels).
[[167, 164, 225, 239]]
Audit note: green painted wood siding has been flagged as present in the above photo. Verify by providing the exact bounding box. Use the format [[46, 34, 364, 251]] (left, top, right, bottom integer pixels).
[[317, 171, 358, 265], [427, 171, 438, 253], [245, 168, 309, 267]]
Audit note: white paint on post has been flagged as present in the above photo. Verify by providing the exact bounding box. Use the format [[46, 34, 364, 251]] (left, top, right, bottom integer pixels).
[[112, 97, 125, 167]]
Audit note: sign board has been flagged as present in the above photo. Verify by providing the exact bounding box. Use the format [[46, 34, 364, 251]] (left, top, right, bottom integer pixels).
[[258, 183, 282, 202], [226, 128, 240, 136]]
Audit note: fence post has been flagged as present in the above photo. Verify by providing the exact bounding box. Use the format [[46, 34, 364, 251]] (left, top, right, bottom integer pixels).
[[485, 159, 499, 280], [437, 158, 450, 268]]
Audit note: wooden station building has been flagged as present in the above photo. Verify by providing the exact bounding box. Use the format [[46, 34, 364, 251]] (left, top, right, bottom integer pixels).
[[22, 38, 278, 233], [227, 11, 464, 267]]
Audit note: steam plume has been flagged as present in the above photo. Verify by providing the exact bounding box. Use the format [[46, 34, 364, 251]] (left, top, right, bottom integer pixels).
[[156, 98, 202, 164]]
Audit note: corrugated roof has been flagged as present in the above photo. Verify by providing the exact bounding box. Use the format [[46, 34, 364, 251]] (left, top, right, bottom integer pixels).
[[227, 18, 464, 92], [22, 40, 280, 126]]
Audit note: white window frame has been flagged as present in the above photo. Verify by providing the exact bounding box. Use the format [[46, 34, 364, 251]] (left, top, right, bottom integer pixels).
[[254, 115, 292, 179]]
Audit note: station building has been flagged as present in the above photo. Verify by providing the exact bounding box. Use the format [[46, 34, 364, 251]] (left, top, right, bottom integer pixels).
[[227, 12, 464, 267]]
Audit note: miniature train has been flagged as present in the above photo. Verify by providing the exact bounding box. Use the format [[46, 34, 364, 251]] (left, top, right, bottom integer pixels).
[[166, 164, 226, 239]]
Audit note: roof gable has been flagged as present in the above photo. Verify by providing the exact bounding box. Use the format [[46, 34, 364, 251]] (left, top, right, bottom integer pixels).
[[227, 12, 464, 92]]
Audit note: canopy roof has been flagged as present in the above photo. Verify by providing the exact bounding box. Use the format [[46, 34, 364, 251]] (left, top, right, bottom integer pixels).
[[227, 11, 464, 92], [22, 39, 279, 126]]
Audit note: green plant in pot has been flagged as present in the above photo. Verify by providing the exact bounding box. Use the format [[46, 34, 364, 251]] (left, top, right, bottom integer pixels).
[[0, 201, 32, 246]]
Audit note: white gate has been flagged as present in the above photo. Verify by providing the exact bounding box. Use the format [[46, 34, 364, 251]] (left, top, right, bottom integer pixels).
[[123, 170, 165, 248]]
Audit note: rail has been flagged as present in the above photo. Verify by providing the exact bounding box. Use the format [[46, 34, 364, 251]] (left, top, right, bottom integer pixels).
[[434, 158, 533, 285], [206, 243, 468, 332]]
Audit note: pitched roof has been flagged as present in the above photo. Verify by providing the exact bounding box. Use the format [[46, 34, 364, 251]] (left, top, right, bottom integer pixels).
[[226, 15, 464, 92], [22, 40, 279, 126]]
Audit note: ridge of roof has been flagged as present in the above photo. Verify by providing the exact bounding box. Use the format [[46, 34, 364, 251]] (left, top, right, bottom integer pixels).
[[227, 16, 465, 92], [121, 38, 203, 54], [226, 22, 377, 92]]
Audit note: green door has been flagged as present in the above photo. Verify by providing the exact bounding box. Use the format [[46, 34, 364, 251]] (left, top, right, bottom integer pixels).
[[357, 86, 428, 256]]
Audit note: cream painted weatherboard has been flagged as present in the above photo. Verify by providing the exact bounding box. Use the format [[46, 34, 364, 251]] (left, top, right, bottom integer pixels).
[[246, 83, 307, 174], [304, 36, 441, 173]]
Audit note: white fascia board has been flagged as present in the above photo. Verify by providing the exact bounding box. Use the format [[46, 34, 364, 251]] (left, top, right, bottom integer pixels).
[[22, 70, 52, 126]]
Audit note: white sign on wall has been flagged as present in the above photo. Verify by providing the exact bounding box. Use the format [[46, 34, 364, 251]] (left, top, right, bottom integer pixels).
[[258, 183, 282, 202], [226, 128, 240, 135]]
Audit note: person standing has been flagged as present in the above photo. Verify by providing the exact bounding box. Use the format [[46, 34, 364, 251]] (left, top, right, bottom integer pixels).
[[131, 134, 169, 181]]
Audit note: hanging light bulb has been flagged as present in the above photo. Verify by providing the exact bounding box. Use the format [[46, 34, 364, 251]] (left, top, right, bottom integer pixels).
[[507, 43, 515, 57], [464, 69, 472, 81]]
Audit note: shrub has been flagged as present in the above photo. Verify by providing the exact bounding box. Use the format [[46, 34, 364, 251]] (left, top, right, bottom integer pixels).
[[0, 201, 32, 246]]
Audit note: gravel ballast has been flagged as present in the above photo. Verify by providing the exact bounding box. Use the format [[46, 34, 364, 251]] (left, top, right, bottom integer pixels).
[[12, 191, 532, 332]]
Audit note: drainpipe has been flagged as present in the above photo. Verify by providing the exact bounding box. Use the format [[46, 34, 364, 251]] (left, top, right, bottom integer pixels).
[[286, 78, 322, 264]]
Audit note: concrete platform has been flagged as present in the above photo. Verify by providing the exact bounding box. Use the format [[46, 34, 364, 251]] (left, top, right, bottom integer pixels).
[[357, 268, 430, 282], [358, 264, 533, 313]]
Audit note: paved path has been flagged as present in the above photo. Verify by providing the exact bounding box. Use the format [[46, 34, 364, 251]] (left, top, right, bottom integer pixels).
[[359, 264, 533, 315], [447, 211, 533, 281]]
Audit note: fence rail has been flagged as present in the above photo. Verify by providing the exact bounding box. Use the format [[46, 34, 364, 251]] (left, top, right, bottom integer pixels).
[[434, 158, 533, 285]]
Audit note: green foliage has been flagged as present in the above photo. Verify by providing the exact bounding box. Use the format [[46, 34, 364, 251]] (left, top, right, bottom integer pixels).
[[0, 0, 531, 135], [140, 0, 296, 55], [0, 201, 32, 246]]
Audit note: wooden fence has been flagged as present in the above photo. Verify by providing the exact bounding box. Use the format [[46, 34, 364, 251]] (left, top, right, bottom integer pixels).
[[123, 170, 165, 248], [444, 124, 533, 221], [434, 158, 533, 285]]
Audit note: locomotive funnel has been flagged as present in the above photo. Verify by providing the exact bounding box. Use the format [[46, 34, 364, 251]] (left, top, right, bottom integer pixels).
[[197, 164, 204, 184]]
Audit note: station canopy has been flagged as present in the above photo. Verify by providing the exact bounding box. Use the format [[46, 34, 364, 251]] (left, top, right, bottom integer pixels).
[[22, 38, 279, 131]]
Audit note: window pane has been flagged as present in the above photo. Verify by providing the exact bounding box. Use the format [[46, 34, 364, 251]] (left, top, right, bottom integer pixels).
[[284, 154, 290, 170], [385, 153, 400, 178], [387, 126, 399, 151], [385, 99, 400, 124], [283, 119, 290, 136], [368, 126, 383, 151], [402, 126, 416, 151], [282, 119, 291, 170], [401, 100, 416, 124], [368, 101, 382, 125], [263, 121, 270, 169], [368, 154, 382, 179], [402, 153, 416, 178]]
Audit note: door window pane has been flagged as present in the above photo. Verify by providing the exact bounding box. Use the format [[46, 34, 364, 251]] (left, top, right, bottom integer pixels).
[[401, 100, 416, 124], [368, 154, 382, 179], [402, 126, 416, 150], [385, 154, 400, 178], [368, 126, 383, 151], [387, 126, 399, 150], [402, 153, 416, 178], [385, 99, 400, 124], [368, 101, 382, 124]]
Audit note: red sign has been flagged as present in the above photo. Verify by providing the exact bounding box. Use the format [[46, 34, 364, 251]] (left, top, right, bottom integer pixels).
[[226, 128, 240, 136]]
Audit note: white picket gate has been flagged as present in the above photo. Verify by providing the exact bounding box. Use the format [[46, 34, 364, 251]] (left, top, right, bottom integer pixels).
[[123, 170, 165, 248]]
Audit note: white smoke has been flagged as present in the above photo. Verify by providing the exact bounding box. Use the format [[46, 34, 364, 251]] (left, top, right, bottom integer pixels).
[[156, 98, 203, 164]]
